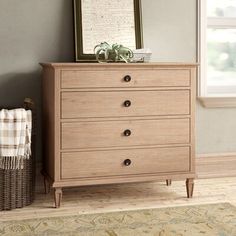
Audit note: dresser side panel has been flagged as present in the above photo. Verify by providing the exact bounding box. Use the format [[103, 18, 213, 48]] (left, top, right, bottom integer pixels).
[[54, 69, 61, 181], [190, 67, 196, 173], [42, 66, 56, 181]]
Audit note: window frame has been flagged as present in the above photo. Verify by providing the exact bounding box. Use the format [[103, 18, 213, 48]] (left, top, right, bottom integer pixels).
[[198, 0, 236, 98]]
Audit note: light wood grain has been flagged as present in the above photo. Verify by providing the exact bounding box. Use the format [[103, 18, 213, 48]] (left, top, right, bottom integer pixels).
[[190, 68, 196, 173], [52, 173, 196, 188], [1, 176, 235, 222], [61, 146, 190, 179], [54, 69, 62, 182], [61, 90, 190, 119], [61, 118, 190, 149], [186, 178, 194, 198], [54, 188, 62, 208], [61, 69, 191, 89], [41, 63, 197, 207], [40, 62, 198, 68]]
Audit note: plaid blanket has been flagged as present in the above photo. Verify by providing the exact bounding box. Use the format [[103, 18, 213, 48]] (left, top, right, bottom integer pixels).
[[0, 108, 32, 169]]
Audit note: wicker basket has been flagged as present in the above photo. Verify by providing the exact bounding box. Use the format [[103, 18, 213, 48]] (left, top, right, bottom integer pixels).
[[0, 98, 35, 211]]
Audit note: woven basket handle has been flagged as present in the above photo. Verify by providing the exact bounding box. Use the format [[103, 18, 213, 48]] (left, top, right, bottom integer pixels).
[[24, 98, 34, 110]]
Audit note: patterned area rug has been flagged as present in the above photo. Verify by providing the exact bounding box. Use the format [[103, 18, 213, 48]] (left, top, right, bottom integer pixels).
[[0, 203, 235, 236]]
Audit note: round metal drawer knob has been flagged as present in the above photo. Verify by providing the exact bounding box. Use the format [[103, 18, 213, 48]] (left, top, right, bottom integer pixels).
[[124, 75, 131, 82], [123, 129, 131, 136], [124, 100, 131, 107], [124, 159, 132, 166]]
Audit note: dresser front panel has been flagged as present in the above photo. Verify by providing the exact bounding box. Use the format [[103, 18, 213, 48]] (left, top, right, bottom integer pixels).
[[61, 118, 190, 150], [61, 146, 190, 179], [61, 69, 190, 89], [61, 90, 190, 119]]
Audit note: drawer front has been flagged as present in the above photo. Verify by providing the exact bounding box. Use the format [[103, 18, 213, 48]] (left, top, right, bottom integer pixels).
[[61, 146, 190, 179], [61, 69, 190, 88], [61, 90, 190, 119], [61, 118, 190, 149]]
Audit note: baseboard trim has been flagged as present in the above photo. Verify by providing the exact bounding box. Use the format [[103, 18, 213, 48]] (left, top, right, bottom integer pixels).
[[196, 153, 236, 179]]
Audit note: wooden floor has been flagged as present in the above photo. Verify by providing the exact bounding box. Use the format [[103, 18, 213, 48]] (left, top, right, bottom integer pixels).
[[0, 176, 236, 222]]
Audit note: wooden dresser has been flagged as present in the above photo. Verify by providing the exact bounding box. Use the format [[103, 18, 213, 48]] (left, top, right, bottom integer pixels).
[[41, 63, 197, 208]]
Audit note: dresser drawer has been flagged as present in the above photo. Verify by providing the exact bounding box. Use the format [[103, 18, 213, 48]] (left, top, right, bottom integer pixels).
[[61, 90, 190, 119], [61, 118, 190, 149], [61, 146, 190, 179], [61, 69, 190, 89]]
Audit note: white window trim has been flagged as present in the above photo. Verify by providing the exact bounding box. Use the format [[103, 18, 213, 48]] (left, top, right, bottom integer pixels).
[[198, 0, 207, 97], [208, 18, 236, 28], [198, 0, 236, 107]]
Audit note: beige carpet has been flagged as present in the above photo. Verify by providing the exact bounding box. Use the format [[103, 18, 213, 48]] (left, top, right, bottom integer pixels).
[[0, 203, 235, 236]]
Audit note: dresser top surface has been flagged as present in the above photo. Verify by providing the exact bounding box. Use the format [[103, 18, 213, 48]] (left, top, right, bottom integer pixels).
[[40, 62, 198, 69]]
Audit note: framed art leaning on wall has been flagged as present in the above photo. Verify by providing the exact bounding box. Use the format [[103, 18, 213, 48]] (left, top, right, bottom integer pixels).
[[73, 0, 143, 61]]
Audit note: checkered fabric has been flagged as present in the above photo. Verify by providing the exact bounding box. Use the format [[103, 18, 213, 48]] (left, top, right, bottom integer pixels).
[[0, 108, 32, 169]]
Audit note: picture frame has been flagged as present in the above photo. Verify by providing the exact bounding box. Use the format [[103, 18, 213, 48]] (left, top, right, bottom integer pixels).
[[73, 0, 143, 62]]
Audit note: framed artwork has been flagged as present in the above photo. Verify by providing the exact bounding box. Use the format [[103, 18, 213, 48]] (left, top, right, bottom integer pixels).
[[73, 0, 143, 61]]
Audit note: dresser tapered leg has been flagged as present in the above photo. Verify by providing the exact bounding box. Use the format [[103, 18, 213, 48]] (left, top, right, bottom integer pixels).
[[43, 176, 51, 194], [186, 178, 194, 198], [166, 179, 172, 186], [54, 188, 62, 208]]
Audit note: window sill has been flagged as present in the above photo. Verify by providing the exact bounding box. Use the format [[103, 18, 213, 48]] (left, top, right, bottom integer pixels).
[[198, 96, 236, 108]]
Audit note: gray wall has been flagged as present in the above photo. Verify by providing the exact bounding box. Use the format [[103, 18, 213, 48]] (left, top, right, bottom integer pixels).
[[0, 0, 74, 160], [142, 0, 236, 154], [0, 0, 235, 161]]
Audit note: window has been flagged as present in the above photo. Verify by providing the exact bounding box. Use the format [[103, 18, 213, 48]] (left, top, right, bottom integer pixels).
[[199, 0, 236, 97]]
